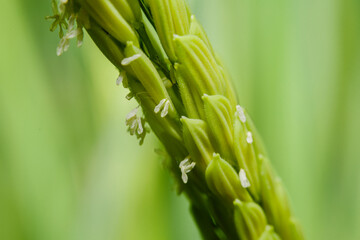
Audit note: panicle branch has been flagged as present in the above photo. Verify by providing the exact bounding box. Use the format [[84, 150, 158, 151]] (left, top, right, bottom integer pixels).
[[48, 1, 304, 239]]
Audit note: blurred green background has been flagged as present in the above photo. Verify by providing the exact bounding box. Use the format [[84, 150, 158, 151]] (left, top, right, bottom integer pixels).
[[0, 0, 359, 239]]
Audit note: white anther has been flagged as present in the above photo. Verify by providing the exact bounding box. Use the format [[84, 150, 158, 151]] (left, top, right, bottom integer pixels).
[[56, 14, 83, 56], [116, 72, 125, 86], [235, 105, 246, 123], [161, 100, 170, 117], [154, 99, 166, 113], [121, 54, 141, 66], [57, 40, 67, 56], [117, 71, 127, 86], [239, 169, 251, 188], [125, 107, 148, 144], [179, 157, 196, 184], [59, 0, 68, 14], [67, 28, 81, 39], [154, 98, 170, 118], [137, 118, 143, 135], [246, 131, 253, 144], [126, 107, 138, 121], [179, 157, 189, 168], [77, 35, 83, 47], [130, 118, 137, 131]]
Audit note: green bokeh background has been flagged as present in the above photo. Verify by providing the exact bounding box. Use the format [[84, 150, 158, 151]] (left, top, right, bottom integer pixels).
[[1, 0, 359, 239]]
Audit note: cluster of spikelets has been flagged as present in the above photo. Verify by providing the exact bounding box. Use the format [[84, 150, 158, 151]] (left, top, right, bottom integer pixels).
[[48, 0, 304, 239]]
